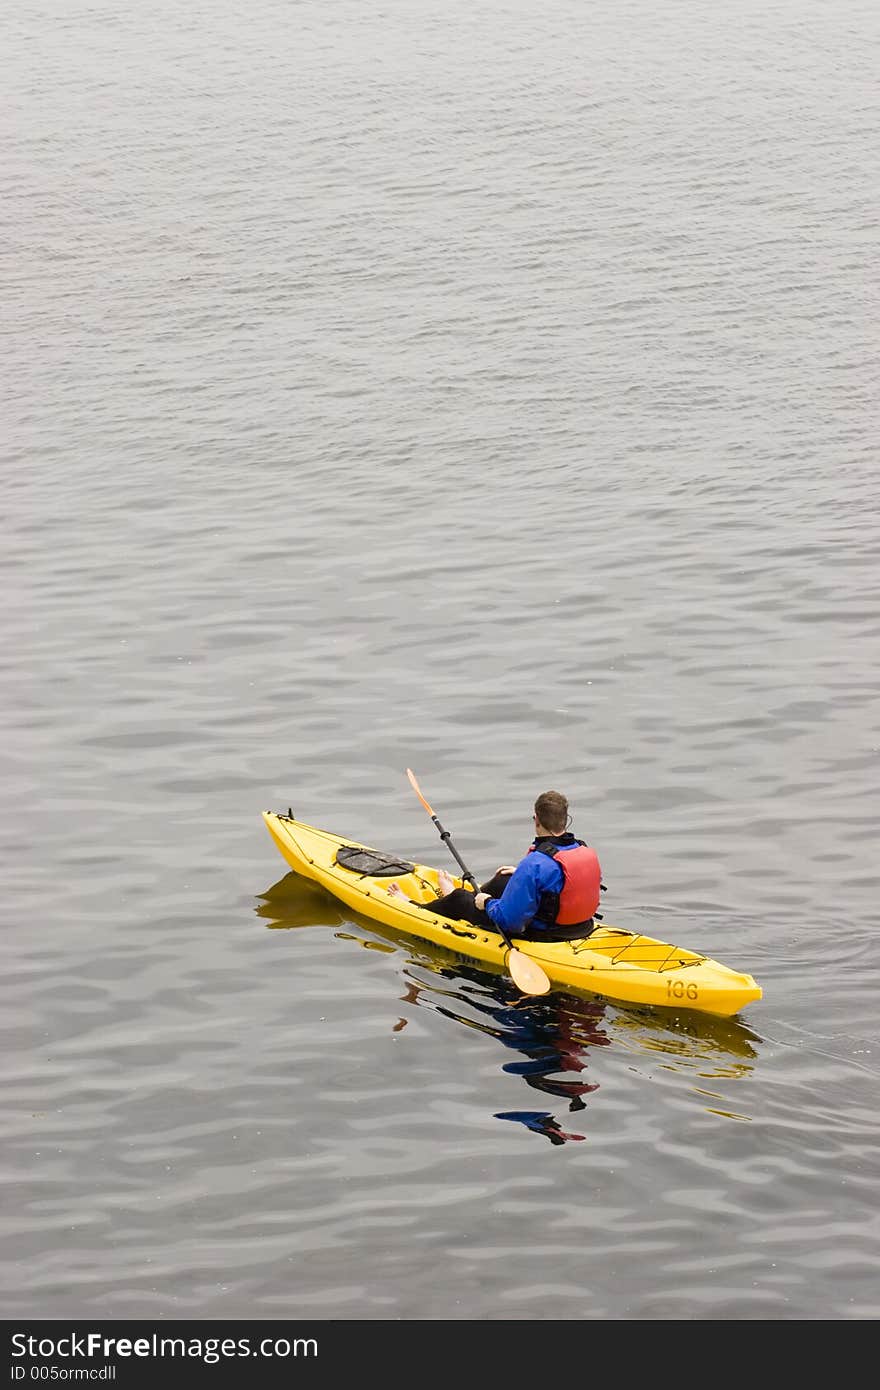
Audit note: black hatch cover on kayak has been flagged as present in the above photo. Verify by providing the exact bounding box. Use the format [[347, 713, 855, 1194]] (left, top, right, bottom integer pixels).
[[335, 845, 415, 877]]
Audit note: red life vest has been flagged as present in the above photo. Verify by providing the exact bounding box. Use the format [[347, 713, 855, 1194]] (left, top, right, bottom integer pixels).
[[529, 841, 602, 925]]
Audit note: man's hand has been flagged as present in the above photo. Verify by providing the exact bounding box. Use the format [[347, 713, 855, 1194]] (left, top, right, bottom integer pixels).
[[474, 892, 490, 911], [496, 865, 516, 875]]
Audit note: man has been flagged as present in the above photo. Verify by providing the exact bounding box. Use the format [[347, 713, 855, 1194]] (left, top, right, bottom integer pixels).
[[388, 790, 603, 940]]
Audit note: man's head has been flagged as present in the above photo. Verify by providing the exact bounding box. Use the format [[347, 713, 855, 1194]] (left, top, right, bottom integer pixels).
[[533, 790, 569, 835]]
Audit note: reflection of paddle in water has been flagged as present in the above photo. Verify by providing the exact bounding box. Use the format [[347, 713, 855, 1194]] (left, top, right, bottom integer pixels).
[[393, 981, 421, 1032]]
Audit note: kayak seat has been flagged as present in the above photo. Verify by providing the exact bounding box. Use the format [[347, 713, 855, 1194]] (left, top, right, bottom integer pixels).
[[518, 920, 598, 943]]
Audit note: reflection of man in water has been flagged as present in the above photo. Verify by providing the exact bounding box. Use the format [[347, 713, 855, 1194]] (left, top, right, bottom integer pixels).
[[405, 968, 609, 1145], [495, 1111, 586, 1145]]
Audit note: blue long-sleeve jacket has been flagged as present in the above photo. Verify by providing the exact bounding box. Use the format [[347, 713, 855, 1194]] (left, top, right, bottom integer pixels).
[[485, 839, 580, 936]]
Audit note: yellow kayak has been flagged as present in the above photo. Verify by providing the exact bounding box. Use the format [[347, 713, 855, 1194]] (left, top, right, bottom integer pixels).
[[262, 811, 763, 1019]]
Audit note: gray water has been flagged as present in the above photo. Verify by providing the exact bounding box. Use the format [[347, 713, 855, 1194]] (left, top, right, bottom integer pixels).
[[4, 0, 880, 1321]]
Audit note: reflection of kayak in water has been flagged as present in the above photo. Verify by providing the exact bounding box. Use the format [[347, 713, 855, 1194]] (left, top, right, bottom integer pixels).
[[257, 872, 763, 1075], [261, 812, 763, 1018], [257, 874, 349, 930]]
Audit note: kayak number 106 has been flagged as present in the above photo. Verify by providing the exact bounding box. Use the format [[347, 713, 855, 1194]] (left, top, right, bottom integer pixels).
[[666, 980, 699, 1001]]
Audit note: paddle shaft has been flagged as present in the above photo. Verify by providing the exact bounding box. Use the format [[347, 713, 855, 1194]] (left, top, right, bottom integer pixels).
[[405, 767, 523, 955], [430, 813, 478, 892], [427, 815, 520, 952], [404, 767, 551, 994]]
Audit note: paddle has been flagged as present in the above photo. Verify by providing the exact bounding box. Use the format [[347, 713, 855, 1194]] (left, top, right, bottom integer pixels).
[[405, 768, 551, 997]]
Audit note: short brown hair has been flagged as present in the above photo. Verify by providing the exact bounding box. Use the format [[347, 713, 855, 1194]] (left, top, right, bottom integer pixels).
[[534, 790, 569, 834]]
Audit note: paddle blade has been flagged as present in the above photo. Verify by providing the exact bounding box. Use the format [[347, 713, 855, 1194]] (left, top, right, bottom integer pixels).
[[406, 767, 434, 817], [508, 948, 552, 996]]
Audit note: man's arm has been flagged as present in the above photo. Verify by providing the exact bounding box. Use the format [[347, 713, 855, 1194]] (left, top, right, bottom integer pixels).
[[476, 860, 543, 936]]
